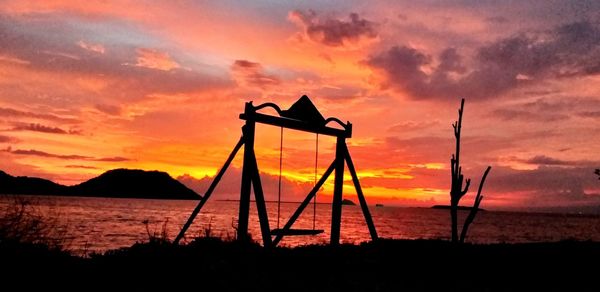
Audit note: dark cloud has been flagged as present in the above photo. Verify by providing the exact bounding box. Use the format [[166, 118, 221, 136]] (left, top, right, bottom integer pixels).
[[524, 155, 572, 166], [0, 135, 16, 143], [485, 166, 600, 207], [3, 147, 130, 162], [365, 45, 504, 100], [492, 97, 600, 122], [289, 10, 378, 47], [437, 48, 466, 73], [366, 45, 431, 93], [476, 21, 600, 78], [485, 16, 508, 24], [366, 21, 600, 100], [0, 107, 80, 124], [178, 167, 314, 201], [492, 108, 569, 122], [579, 111, 600, 118], [510, 155, 599, 167], [6, 148, 91, 160], [231, 60, 281, 89], [95, 104, 122, 115], [11, 123, 71, 134]]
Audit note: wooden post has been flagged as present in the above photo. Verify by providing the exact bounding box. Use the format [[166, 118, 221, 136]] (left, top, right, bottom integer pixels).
[[238, 104, 256, 242], [330, 137, 345, 245], [344, 144, 378, 241], [174, 136, 244, 244], [249, 152, 272, 247]]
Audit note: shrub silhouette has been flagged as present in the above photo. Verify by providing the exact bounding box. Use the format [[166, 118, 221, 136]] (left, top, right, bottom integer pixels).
[[0, 197, 70, 250]]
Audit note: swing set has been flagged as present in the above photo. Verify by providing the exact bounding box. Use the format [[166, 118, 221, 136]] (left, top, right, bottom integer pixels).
[[174, 95, 378, 247]]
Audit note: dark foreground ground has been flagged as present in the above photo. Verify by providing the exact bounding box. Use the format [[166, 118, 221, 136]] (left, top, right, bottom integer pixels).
[[2, 238, 600, 291]]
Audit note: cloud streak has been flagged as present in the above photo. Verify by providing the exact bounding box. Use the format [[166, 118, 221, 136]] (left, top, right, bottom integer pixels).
[[0, 107, 80, 124], [65, 164, 100, 169], [4, 147, 130, 162], [7, 148, 90, 160], [11, 123, 81, 135], [231, 60, 281, 89]]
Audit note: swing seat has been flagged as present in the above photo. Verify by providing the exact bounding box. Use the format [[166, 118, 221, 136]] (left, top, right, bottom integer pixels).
[[270, 228, 324, 236]]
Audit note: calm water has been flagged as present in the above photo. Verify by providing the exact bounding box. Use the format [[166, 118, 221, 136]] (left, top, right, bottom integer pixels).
[[2, 195, 600, 255]]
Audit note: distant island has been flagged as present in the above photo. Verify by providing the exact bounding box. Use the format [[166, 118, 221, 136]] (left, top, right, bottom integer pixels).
[[0, 169, 200, 200], [342, 199, 356, 205], [431, 205, 485, 211]]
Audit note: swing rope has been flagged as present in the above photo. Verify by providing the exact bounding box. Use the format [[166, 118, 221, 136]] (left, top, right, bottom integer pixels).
[[313, 134, 318, 230], [277, 127, 283, 229], [275, 128, 319, 232]]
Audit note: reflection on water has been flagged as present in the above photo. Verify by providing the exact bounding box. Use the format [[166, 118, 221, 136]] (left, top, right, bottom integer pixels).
[[2, 195, 600, 255]]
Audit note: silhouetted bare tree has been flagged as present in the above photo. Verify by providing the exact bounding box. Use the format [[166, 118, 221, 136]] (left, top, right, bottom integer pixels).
[[450, 98, 492, 243]]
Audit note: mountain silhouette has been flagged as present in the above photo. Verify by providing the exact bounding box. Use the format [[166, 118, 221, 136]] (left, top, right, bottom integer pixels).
[[0, 169, 200, 200], [0, 170, 67, 195]]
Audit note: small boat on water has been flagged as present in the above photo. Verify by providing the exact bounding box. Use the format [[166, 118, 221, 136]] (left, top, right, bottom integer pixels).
[[375, 203, 384, 207]]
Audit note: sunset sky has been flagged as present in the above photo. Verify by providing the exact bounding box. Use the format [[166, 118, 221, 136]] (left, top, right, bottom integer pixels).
[[1, 1, 599, 209]]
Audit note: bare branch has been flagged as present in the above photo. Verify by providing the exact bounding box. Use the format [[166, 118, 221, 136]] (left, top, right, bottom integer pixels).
[[460, 166, 492, 243], [461, 178, 471, 197], [475, 167, 491, 202]]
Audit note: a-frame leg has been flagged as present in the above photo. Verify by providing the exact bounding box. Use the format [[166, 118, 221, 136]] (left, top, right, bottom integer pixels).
[[344, 144, 378, 241], [272, 160, 336, 246], [174, 136, 244, 244], [238, 124, 255, 242], [330, 137, 345, 245], [248, 151, 273, 247]]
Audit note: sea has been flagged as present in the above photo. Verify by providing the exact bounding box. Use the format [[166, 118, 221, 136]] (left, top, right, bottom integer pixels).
[[2, 195, 600, 255]]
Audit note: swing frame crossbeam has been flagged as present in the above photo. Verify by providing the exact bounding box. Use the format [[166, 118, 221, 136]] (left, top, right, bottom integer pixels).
[[174, 99, 378, 247]]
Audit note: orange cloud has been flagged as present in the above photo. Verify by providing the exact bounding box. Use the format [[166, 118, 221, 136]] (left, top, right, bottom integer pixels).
[[133, 48, 180, 71]]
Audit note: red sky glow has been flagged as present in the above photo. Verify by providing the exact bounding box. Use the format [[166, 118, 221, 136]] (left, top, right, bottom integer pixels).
[[1, 1, 600, 210]]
